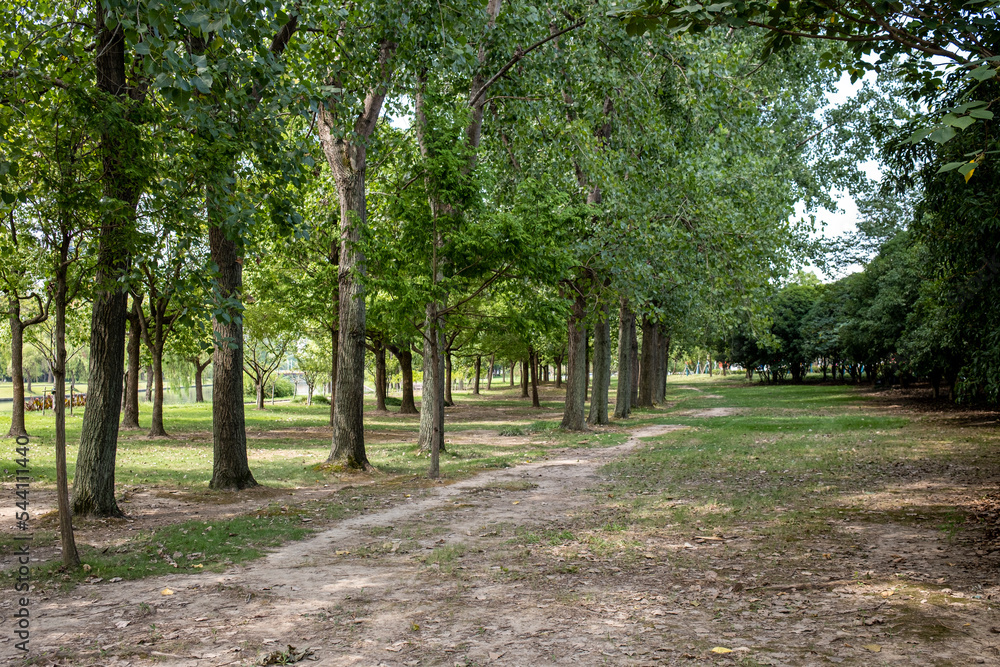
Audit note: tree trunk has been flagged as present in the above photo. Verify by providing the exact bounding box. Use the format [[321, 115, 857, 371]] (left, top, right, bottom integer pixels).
[[429, 312, 445, 478], [555, 353, 563, 389], [587, 306, 611, 425], [144, 364, 153, 403], [148, 341, 168, 436], [654, 331, 670, 404], [486, 353, 494, 391], [560, 291, 587, 431], [629, 325, 639, 407], [614, 299, 635, 419], [73, 3, 140, 518], [444, 350, 454, 406], [418, 309, 446, 454], [208, 225, 257, 491], [393, 347, 418, 414], [318, 42, 394, 471], [520, 358, 529, 398], [121, 296, 141, 428], [329, 327, 338, 426], [256, 380, 264, 410], [530, 348, 541, 408], [7, 299, 30, 438], [53, 258, 80, 567], [637, 315, 658, 408], [193, 356, 209, 403], [374, 340, 388, 411], [510, 361, 516, 387], [473, 355, 481, 395]]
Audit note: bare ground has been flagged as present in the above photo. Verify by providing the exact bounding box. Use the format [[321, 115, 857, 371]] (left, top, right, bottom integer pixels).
[[2, 410, 1000, 666]]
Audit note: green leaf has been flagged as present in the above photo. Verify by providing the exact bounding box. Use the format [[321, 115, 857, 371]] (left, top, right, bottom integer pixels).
[[958, 162, 977, 176], [970, 66, 996, 81], [969, 109, 994, 119], [936, 162, 966, 173], [928, 126, 957, 144], [193, 73, 213, 93], [134, 41, 150, 55]]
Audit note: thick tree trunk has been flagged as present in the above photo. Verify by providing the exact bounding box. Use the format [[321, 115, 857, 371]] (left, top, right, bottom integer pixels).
[[614, 299, 635, 419], [486, 353, 494, 391], [391, 347, 418, 414], [255, 380, 265, 410], [520, 358, 529, 398], [473, 355, 481, 395], [148, 343, 168, 436], [73, 3, 141, 518], [588, 307, 611, 425], [418, 309, 446, 454], [637, 315, 658, 408], [144, 364, 153, 403], [428, 314, 445, 478], [560, 291, 587, 431], [587, 307, 611, 424], [374, 340, 388, 412], [208, 225, 257, 491], [530, 348, 541, 408], [444, 350, 454, 406], [121, 297, 141, 428]]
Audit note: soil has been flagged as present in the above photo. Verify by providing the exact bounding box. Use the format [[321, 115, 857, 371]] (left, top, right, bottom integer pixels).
[[3, 403, 1000, 666]]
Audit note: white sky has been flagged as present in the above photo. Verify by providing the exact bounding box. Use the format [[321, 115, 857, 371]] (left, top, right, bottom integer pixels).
[[801, 70, 882, 281]]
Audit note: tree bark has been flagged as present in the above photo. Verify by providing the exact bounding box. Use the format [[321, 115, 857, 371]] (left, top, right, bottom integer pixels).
[[560, 290, 587, 431], [473, 355, 481, 395], [614, 298, 635, 419], [389, 345, 418, 414], [418, 310, 446, 454], [73, 1, 143, 518], [52, 249, 80, 567], [329, 327, 338, 426], [208, 225, 257, 491], [444, 349, 455, 406], [637, 315, 658, 408], [655, 331, 670, 404], [529, 348, 541, 408], [149, 341, 168, 436], [192, 355, 209, 403], [510, 361, 516, 387], [318, 43, 394, 471], [121, 296, 141, 428], [555, 353, 563, 389], [486, 353, 494, 390], [520, 358, 529, 398], [7, 296, 46, 438], [630, 324, 639, 407], [587, 305, 611, 425], [374, 339, 388, 412], [144, 364, 153, 403]]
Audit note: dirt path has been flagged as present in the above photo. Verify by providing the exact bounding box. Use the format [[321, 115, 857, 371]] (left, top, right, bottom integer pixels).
[[4, 423, 1000, 666]]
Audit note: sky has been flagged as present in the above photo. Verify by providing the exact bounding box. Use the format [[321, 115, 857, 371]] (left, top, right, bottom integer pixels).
[[801, 70, 882, 281]]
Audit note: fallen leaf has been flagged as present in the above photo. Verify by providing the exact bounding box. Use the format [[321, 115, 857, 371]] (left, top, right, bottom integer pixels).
[[115, 620, 130, 629], [512, 501, 520, 505], [710, 647, 733, 654], [192, 564, 204, 569], [335, 550, 350, 556], [161, 588, 174, 596], [862, 644, 882, 653]]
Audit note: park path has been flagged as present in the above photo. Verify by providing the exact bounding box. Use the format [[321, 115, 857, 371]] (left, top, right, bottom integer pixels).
[[2, 425, 688, 666], [4, 420, 999, 666]]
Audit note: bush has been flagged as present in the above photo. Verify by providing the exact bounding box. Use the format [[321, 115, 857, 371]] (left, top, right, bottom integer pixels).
[[312, 394, 330, 405], [243, 374, 296, 399]]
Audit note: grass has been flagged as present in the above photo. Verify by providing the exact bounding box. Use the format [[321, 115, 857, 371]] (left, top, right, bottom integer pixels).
[[594, 375, 997, 544]]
